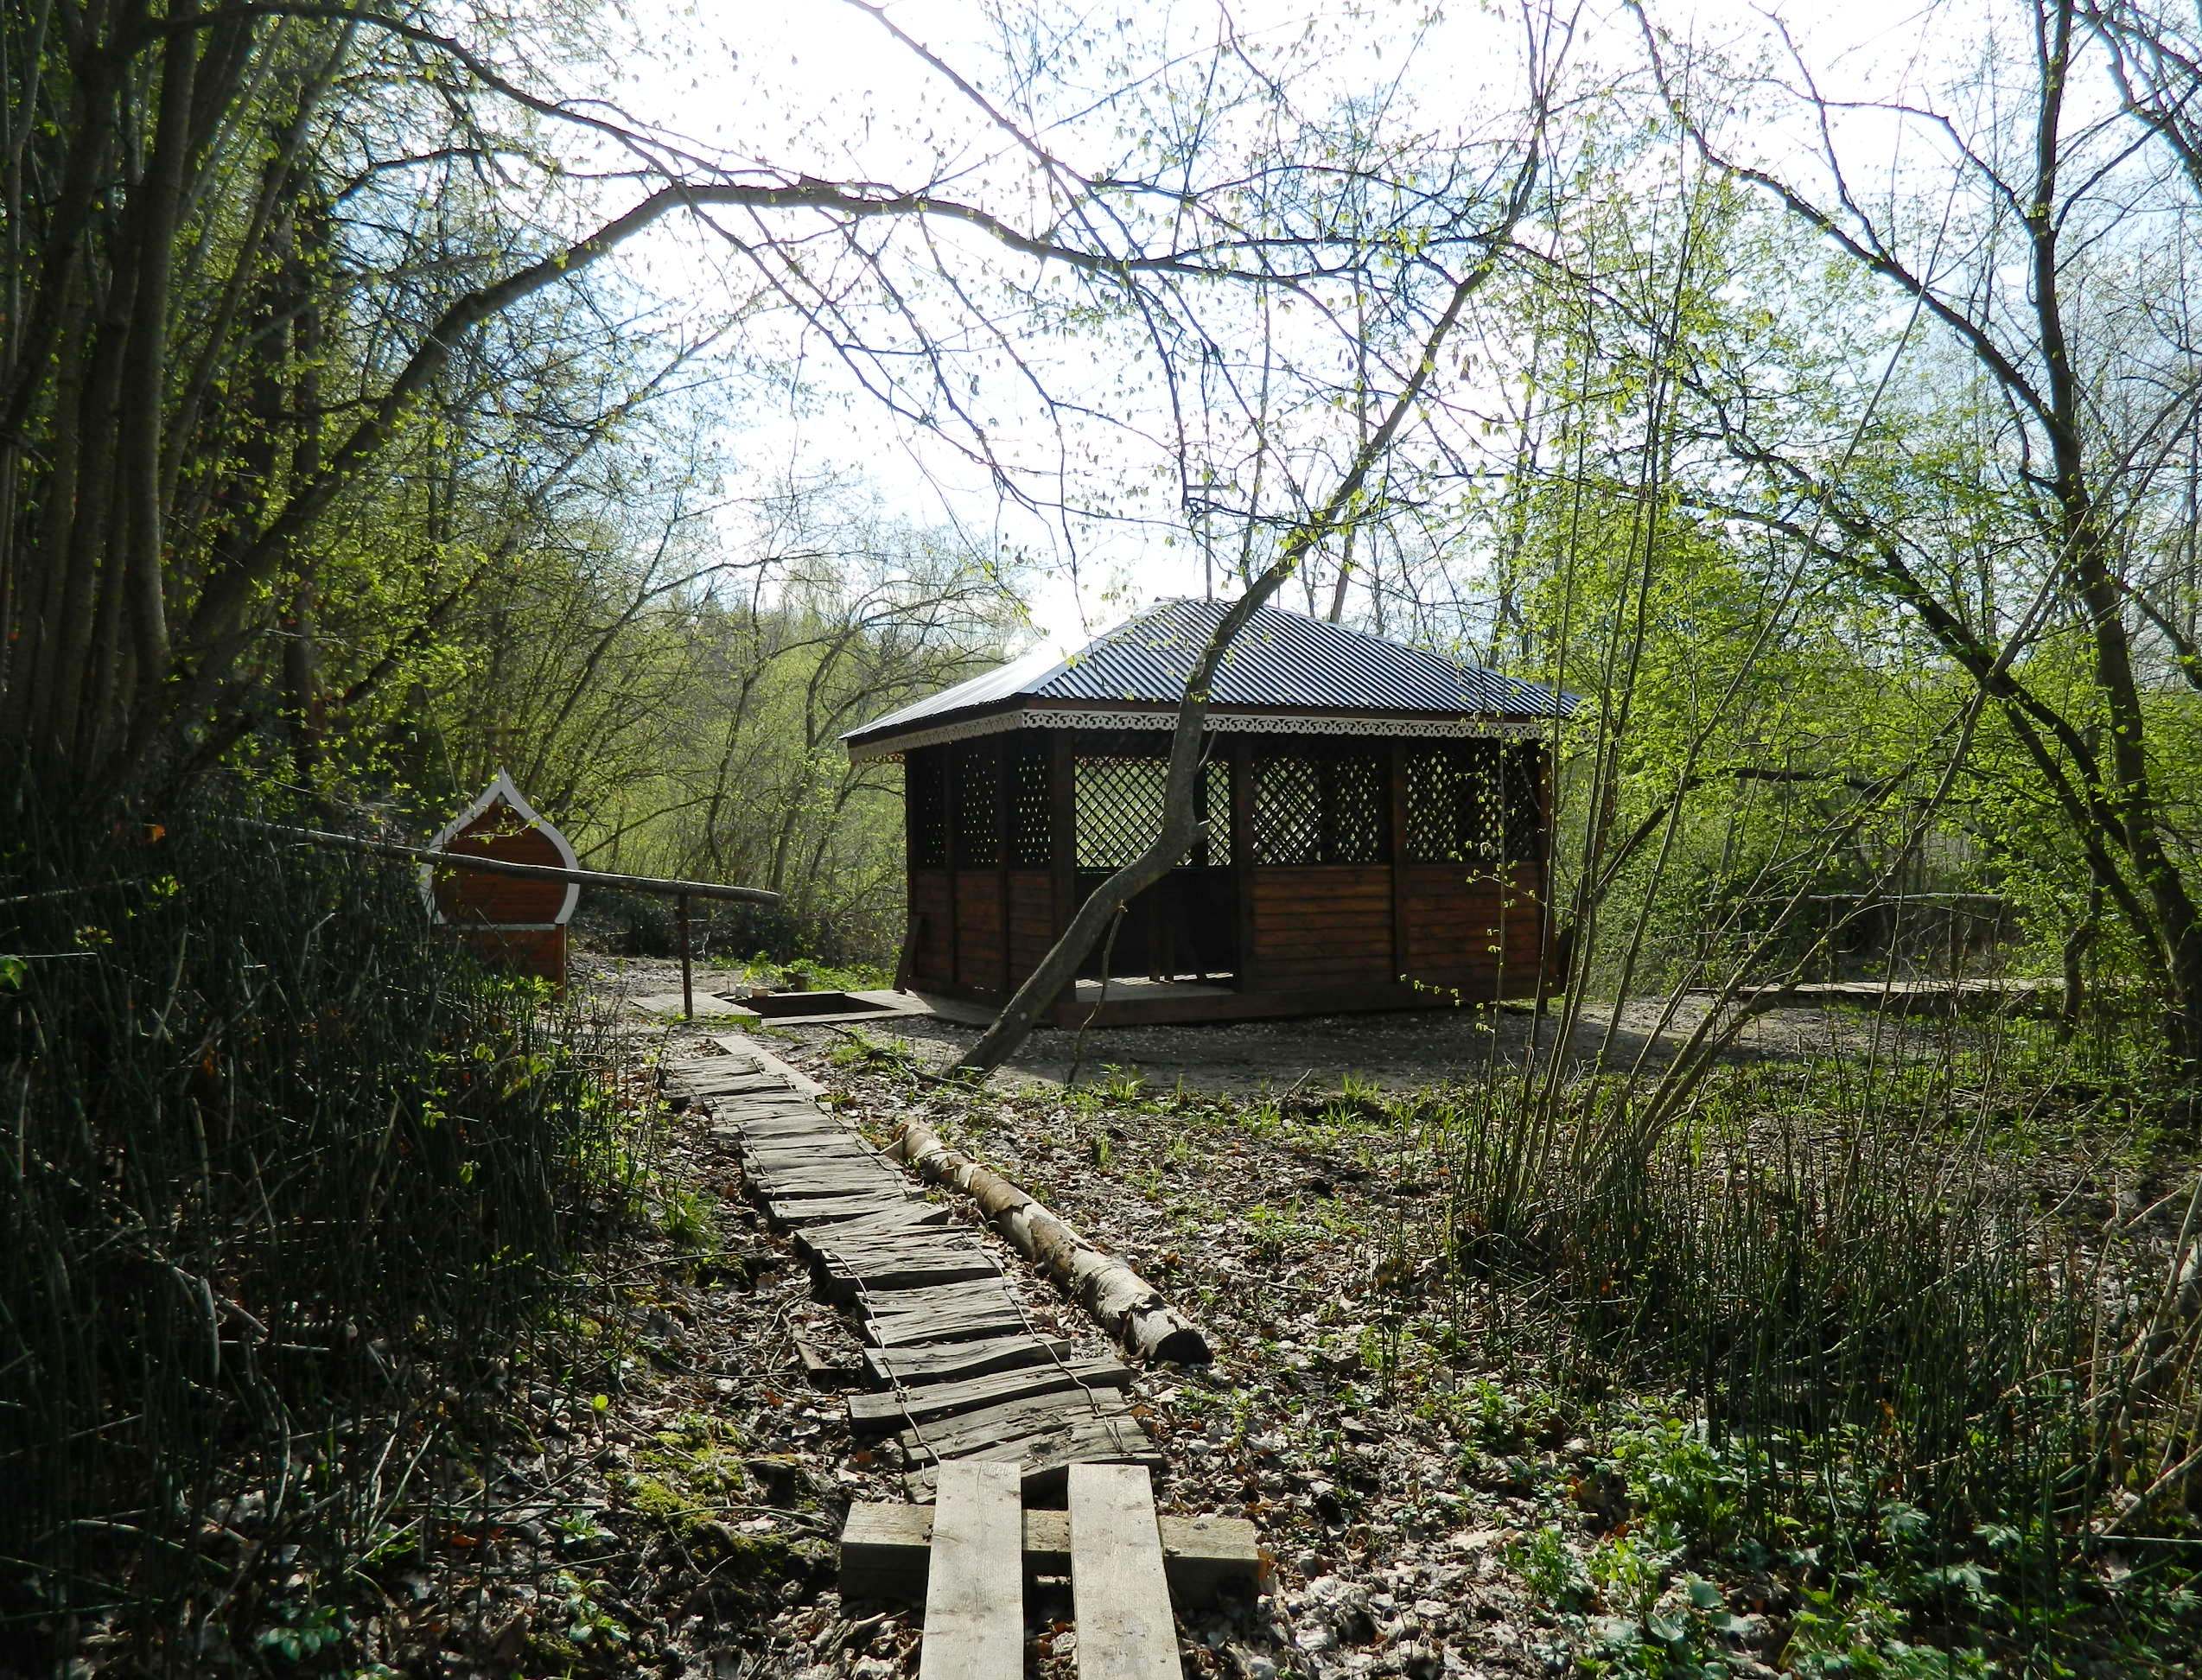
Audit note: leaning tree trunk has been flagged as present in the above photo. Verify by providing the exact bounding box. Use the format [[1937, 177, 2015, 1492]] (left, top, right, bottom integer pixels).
[[947, 186, 1538, 1075], [890, 1117, 1210, 1364]]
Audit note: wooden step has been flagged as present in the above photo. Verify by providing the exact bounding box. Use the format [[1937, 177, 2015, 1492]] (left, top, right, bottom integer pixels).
[[918, 1461, 1022, 1680], [847, 1355, 1132, 1435], [899, 1389, 1145, 1464], [904, 1429, 1165, 1501], [865, 1333, 1074, 1389], [862, 1280, 1029, 1346], [824, 1254, 1006, 1300], [1070, 1464, 1182, 1678], [840, 1501, 1259, 1606], [767, 1192, 935, 1227]]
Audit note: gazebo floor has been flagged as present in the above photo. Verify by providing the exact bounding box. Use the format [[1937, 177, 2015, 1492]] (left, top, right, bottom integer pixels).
[[911, 977, 1489, 1029]]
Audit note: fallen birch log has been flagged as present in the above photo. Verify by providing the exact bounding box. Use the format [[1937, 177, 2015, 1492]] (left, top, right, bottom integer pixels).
[[888, 1118, 1212, 1365]]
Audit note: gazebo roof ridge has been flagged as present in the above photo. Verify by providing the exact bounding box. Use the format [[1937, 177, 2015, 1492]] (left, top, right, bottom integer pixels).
[[843, 595, 1575, 760]]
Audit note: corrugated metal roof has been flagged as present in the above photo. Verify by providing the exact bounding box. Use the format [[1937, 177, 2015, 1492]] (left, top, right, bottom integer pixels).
[[844, 597, 1576, 749]]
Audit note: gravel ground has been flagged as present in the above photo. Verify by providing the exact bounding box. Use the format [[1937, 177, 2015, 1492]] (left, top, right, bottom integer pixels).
[[576, 947, 1964, 1096]]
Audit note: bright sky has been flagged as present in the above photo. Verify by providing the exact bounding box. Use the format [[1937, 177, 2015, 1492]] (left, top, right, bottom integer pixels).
[[573, 0, 2016, 654]]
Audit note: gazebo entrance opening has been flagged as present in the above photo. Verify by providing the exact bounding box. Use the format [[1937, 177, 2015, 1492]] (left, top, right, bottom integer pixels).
[[1071, 736, 1233, 984]]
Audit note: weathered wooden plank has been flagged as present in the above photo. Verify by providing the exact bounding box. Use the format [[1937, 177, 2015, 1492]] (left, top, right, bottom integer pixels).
[[682, 1075, 792, 1098], [917, 1462, 1022, 1680], [840, 1502, 1258, 1606], [847, 1355, 1132, 1434], [758, 1184, 913, 1209], [741, 1130, 888, 1156], [866, 1333, 1073, 1388], [792, 1206, 959, 1250], [900, 1389, 1144, 1463], [738, 1113, 861, 1136], [1070, 1464, 1182, 1680], [865, 1299, 1030, 1346], [904, 1426, 1164, 1499], [769, 1193, 935, 1226], [793, 1333, 863, 1388], [821, 1251, 1004, 1299], [698, 1096, 818, 1117], [751, 1180, 904, 1203], [742, 1155, 900, 1181]]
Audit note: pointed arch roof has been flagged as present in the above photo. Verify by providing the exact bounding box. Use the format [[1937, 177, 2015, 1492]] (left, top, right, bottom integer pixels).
[[419, 771, 582, 925]]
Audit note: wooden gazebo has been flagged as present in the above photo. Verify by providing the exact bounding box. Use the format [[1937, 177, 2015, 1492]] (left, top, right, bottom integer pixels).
[[843, 599, 1575, 1026]]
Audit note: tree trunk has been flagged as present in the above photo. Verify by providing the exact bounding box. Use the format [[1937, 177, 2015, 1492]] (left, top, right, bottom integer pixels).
[[114, 18, 200, 728], [888, 1117, 1210, 1365]]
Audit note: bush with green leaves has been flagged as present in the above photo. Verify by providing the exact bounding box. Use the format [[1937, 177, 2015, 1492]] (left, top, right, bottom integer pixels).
[[0, 771, 648, 1662]]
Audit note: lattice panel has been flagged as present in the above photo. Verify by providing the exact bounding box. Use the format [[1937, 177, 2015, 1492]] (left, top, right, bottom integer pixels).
[[1200, 759, 1229, 865], [954, 741, 1002, 866], [1075, 755, 1170, 869], [1500, 744, 1543, 863], [1327, 752, 1385, 864], [1008, 737, 1053, 868], [1252, 754, 1321, 865], [907, 749, 949, 869], [1406, 744, 1505, 864]]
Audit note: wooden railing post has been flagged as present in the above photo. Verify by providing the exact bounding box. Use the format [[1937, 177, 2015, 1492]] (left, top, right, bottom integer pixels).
[[678, 894, 694, 1020]]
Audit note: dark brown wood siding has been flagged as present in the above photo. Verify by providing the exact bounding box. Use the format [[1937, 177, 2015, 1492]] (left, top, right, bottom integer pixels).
[[431, 822, 568, 924], [907, 869, 953, 986], [1006, 871, 1054, 983], [1398, 862, 1544, 994], [1248, 865, 1395, 986], [954, 870, 1005, 993]]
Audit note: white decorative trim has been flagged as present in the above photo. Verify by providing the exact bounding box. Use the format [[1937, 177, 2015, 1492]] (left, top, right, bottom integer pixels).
[[419, 770, 582, 926], [846, 707, 1554, 761]]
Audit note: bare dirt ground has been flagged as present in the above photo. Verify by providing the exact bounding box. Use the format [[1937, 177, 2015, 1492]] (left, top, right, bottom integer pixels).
[[577, 951, 1963, 1096], [531, 955, 2053, 1678], [527, 944, 2202, 1680]]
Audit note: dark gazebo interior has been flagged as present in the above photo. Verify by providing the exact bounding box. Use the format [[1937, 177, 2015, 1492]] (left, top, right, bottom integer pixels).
[[844, 598, 1574, 1026]]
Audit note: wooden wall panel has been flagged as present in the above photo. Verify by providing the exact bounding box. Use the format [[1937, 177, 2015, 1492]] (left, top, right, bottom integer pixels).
[[907, 870, 954, 986], [430, 826, 569, 924], [1398, 862, 1544, 991], [1249, 865, 1395, 985], [955, 870, 1006, 993], [1006, 870, 1055, 982]]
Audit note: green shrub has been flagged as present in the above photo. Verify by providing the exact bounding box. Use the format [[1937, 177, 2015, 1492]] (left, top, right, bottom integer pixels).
[[0, 772, 646, 1663]]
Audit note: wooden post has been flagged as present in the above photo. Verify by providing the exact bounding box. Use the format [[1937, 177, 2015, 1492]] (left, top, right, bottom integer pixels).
[[678, 893, 693, 1020], [1049, 729, 1078, 974], [1229, 736, 1256, 992], [996, 734, 1013, 997], [944, 743, 961, 993], [1389, 740, 1410, 985]]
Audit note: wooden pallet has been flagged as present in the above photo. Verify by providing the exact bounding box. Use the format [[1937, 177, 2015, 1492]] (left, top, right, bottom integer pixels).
[[662, 1041, 1164, 1497], [877, 1460, 1223, 1677]]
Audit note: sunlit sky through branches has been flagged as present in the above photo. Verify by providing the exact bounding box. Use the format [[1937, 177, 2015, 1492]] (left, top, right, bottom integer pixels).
[[576, 0, 2038, 654]]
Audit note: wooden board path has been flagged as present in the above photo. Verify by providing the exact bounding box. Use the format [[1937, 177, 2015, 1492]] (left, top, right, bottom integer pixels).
[[661, 1040, 1161, 1498], [662, 1043, 1256, 1664], [917, 1462, 1022, 1680], [1071, 1463, 1184, 1679]]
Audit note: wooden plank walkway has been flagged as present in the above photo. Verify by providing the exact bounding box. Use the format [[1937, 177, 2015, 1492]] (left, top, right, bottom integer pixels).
[[1070, 1463, 1184, 1679], [919, 1462, 1023, 1679], [663, 1040, 1158, 1498]]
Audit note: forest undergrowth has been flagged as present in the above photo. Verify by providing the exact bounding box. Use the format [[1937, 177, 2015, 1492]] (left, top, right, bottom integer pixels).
[[0, 774, 693, 1674], [811, 1009, 2202, 1678]]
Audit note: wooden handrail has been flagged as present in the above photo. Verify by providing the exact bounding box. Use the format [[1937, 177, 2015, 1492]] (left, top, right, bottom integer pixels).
[[251, 822, 780, 905], [251, 820, 780, 1020]]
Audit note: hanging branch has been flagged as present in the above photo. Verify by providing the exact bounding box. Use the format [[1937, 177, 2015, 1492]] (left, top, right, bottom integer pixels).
[[948, 137, 1547, 1079]]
